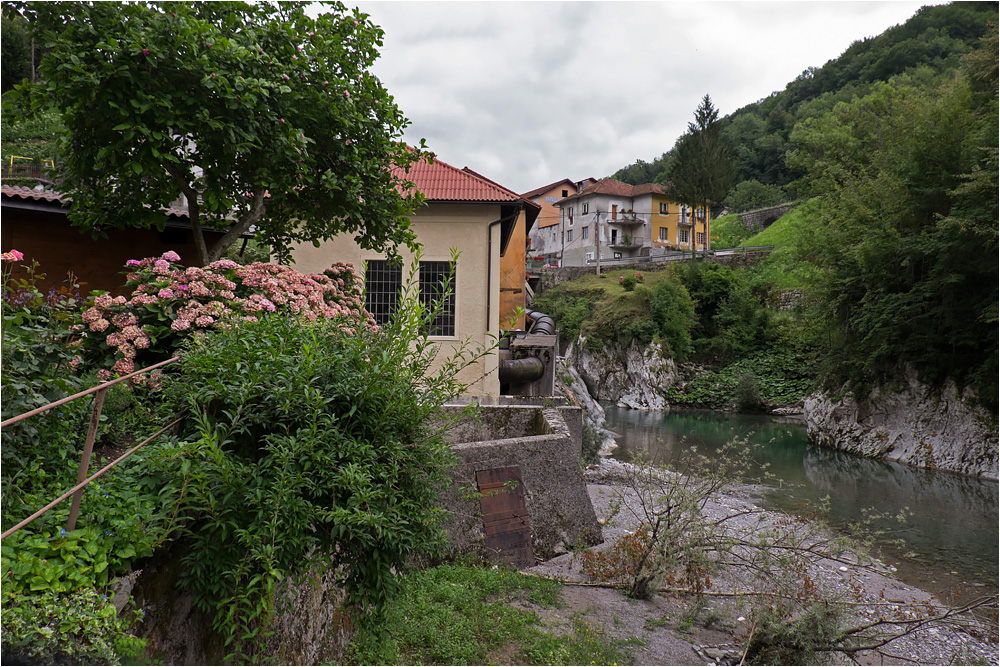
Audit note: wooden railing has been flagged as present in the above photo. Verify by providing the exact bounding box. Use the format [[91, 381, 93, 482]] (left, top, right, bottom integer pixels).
[[1, 357, 182, 539]]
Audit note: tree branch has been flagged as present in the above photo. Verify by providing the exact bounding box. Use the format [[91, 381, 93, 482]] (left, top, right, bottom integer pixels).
[[207, 187, 268, 264]]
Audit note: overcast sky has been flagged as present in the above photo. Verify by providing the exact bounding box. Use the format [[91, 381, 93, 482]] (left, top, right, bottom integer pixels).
[[345, 1, 930, 195]]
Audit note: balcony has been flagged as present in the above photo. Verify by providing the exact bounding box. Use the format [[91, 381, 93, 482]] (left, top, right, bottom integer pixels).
[[608, 211, 647, 226], [608, 236, 643, 250]]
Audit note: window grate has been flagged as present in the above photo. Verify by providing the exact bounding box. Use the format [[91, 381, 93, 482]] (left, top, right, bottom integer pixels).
[[419, 261, 456, 337], [365, 260, 403, 326]]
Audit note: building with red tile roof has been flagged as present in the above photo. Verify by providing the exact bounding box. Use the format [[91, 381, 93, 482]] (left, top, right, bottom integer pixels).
[[533, 178, 703, 267], [294, 153, 540, 397]]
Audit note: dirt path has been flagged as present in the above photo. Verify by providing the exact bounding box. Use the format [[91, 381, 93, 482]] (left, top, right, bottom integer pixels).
[[518, 461, 998, 666]]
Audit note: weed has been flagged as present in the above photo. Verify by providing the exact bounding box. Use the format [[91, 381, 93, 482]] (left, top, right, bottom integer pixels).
[[525, 615, 642, 666]]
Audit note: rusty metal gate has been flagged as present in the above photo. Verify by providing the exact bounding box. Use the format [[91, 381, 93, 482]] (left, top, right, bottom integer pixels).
[[476, 466, 534, 567]]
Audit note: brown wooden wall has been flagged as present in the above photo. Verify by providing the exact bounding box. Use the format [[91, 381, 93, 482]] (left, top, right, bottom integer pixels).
[[1, 208, 227, 296]]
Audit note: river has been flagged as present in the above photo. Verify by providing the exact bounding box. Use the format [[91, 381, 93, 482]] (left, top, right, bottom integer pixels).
[[603, 406, 999, 603]]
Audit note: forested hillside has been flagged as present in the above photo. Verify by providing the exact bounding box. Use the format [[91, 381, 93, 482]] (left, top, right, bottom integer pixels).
[[612, 2, 997, 209]]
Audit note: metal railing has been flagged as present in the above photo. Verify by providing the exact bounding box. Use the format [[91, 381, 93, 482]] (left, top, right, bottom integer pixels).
[[1, 357, 182, 539]]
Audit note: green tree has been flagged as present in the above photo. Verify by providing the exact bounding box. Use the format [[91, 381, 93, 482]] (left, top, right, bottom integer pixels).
[[665, 94, 736, 258], [1, 8, 34, 94], [787, 26, 998, 407], [722, 179, 787, 212], [13, 1, 428, 266]]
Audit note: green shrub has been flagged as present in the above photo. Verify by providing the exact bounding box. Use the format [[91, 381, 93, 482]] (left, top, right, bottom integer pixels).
[[1, 588, 145, 666], [648, 278, 695, 360], [2, 254, 93, 513], [162, 259, 486, 656], [581, 420, 602, 464]]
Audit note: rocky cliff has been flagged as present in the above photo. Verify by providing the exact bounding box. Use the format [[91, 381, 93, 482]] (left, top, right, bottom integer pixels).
[[803, 372, 998, 480], [565, 337, 681, 411]]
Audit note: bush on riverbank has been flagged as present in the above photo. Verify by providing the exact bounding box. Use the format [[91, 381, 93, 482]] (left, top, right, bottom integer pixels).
[[2, 251, 479, 662], [532, 255, 820, 410]]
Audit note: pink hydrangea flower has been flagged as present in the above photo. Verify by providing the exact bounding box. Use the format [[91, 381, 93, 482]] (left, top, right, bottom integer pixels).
[[161, 250, 181, 262]]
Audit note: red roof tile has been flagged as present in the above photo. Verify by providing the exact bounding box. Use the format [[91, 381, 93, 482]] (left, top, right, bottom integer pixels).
[[393, 155, 524, 203], [1, 184, 70, 205], [561, 179, 666, 203], [521, 178, 576, 200]]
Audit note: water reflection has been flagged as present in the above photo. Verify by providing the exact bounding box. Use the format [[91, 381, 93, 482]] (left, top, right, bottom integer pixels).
[[605, 406, 999, 588]]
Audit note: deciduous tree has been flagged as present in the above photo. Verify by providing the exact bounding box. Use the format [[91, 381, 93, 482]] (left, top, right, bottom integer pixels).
[[787, 25, 998, 407], [13, 1, 428, 266]]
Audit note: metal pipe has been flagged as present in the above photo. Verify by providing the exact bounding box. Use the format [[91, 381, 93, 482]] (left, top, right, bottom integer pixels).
[[498, 357, 545, 384], [524, 309, 555, 335]]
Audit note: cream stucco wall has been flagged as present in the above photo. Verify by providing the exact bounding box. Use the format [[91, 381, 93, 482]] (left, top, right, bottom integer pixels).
[[292, 202, 502, 397]]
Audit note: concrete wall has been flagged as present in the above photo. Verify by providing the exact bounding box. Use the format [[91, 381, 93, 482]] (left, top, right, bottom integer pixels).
[[126, 401, 600, 664], [439, 404, 602, 561], [291, 202, 502, 396]]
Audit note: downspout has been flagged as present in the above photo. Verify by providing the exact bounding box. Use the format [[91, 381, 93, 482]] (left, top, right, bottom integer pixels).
[[487, 218, 502, 333]]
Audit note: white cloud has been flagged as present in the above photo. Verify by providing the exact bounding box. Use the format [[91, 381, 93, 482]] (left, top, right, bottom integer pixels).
[[340, 0, 930, 194]]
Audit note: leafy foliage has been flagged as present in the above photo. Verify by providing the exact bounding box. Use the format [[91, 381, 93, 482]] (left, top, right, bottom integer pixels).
[[722, 179, 788, 212], [1, 254, 92, 512], [162, 260, 486, 656], [1, 588, 145, 666], [1, 11, 34, 94], [787, 28, 998, 408], [533, 269, 697, 359], [14, 0, 429, 265]]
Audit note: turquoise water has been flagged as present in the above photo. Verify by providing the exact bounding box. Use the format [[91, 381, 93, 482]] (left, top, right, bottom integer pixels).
[[604, 407, 999, 597]]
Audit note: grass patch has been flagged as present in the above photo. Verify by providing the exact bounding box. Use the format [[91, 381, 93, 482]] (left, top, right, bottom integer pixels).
[[711, 213, 756, 249], [525, 615, 642, 666], [741, 201, 822, 291], [345, 561, 639, 665]]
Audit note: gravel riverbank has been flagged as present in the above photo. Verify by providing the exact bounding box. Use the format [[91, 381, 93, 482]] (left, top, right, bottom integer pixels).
[[520, 458, 998, 666]]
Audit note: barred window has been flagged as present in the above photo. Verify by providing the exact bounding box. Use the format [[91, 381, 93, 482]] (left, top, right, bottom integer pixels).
[[418, 261, 456, 337], [365, 260, 403, 326]]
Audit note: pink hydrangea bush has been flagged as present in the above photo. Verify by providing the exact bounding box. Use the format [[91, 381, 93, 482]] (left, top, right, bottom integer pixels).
[[81, 251, 375, 377]]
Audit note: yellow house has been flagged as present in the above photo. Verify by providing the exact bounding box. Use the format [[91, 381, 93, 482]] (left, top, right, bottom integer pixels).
[[650, 192, 706, 253], [292, 155, 539, 397]]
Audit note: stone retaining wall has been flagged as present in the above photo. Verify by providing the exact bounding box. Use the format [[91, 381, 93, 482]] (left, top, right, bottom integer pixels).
[[537, 251, 772, 292]]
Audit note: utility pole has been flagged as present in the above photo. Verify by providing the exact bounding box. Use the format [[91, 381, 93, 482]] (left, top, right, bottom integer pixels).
[[560, 207, 565, 267], [703, 198, 710, 258], [594, 213, 601, 275]]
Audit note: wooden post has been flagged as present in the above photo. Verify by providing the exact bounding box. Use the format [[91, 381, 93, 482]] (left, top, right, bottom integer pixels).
[[66, 387, 108, 532]]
